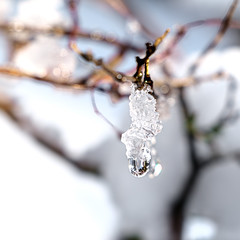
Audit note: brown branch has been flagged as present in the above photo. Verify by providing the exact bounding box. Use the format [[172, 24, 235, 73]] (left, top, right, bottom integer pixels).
[[70, 42, 134, 83], [103, 0, 157, 39], [168, 1, 239, 233], [155, 7, 240, 64], [0, 22, 143, 52], [67, 0, 80, 28], [0, 94, 100, 175], [76, 47, 128, 87], [0, 64, 232, 100], [66, 0, 81, 44], [132, 16, 240, 69], [0, 66, 90, 89], [133, 29, 170, 88], [188, 0, 238, 75], [155, 26, 187, 63], [152, 71, 228, 91], [0, 65, 128, 97]]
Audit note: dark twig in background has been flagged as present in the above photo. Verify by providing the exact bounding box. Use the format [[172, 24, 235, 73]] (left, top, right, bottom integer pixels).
[[168, 1, 239, 239], [0, 95, 100, 175]]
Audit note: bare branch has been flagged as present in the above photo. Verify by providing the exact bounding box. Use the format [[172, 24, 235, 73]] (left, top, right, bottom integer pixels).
[[0, 94, 100, 175], [196, 74, 239, 141], [133, 29, 170, 88], [102, 0, 158, 38], [0, 22, 143, 52], [66, 0, 81, 44], [70, 42, 134, 83], [188, 0, 238, 75], [90, 90, 122, 138]]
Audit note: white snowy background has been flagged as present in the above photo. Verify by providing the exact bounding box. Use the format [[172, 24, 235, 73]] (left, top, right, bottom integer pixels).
[[1, 0, 240, 240]]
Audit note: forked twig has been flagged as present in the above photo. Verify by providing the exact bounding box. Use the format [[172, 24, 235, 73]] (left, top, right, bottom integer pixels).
[[133, 29, 170, 88], [71, 42, 134, 83]]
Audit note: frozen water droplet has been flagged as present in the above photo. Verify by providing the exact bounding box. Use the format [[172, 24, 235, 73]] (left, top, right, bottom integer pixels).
[[121, 83, 163, 178], [153, 162, 162, 176], [149, 160, 162, 179], [128, 158, 150, 178]]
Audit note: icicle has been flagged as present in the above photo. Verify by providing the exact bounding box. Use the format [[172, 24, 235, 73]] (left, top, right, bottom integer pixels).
[[121, 83, 163, 178]]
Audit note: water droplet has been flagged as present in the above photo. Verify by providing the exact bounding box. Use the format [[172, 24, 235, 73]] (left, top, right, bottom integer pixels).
[[116, 74, 122, 80], [128, 158, 150, 178], [91, 31, 103, 40], [149, 160, 162, 178], [160, 84, 170, 94], [121, 83, 163, 178]]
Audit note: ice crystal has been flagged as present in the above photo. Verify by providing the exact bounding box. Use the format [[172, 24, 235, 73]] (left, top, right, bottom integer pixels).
[[121, 84, 163, 178]]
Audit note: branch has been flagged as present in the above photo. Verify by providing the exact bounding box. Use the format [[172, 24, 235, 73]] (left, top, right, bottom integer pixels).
[[0, 21, 143, 52], [90, 90, 122, 138], [201, 151, 240, 168], [0, 66, 89, 89], [195, 74, 238, 141], [66, 0, 81, 44], [0, 94, 100, 175], [103, 0, 158, 38], [70, 42, 134, 83], [133, 29, 170, 88], [155, 4, 239, 64], [188, 0, 238, 75]]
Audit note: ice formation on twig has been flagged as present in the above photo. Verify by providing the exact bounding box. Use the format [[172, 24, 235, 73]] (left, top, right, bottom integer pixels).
[[121, 83, 163, 178]]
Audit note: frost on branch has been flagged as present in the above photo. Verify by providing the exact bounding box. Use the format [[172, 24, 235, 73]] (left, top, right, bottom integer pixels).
[[121, 83, 163, 178]]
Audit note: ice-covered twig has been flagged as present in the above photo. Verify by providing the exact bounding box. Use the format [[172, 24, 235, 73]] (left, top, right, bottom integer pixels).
[[121, 83, 162, 177]]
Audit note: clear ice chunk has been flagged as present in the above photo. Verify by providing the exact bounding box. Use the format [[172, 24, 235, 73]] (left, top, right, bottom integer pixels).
[[121, 83, 163, 178], [128, 157, 150, 177]]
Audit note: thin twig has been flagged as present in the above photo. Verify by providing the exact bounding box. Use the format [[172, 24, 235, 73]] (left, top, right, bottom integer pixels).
[[71, 42, 134, 83], [0, 22, 143, 52], [90, 90, 122, 138], [103, 0, 157, 38], [133, 29, 170, 88], [188, 0, 238, 75], [66, 0, 81, 44], [196, 74, 238, 141]]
